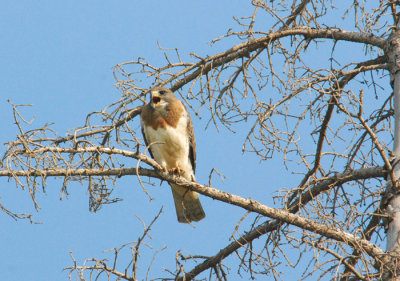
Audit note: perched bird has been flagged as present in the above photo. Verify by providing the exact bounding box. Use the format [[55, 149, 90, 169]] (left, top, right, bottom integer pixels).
[[140, 87, 205, 223]]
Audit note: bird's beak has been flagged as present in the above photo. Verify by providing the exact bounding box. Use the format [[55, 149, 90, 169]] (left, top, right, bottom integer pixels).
[[150, 91, 161, 107]]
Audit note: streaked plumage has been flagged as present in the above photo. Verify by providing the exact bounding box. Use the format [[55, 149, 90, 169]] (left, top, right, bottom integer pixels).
[[140, 87, 205, 223]]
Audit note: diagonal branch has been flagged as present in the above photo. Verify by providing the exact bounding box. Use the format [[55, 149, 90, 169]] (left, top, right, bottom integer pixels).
[[179, 166, 386, 280], [0, 147, 389, 279], [286, 56, 387, 206], [171, 177, 387, 279], [168, 27, 385, 92], [1, 162, 388, 278]]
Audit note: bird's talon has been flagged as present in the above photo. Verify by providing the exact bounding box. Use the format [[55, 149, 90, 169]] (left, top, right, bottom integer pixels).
[[169, 167, 185, 175]]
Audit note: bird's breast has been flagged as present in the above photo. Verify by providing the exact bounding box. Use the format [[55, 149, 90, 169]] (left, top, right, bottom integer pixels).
[[143, 114, 190, 170]]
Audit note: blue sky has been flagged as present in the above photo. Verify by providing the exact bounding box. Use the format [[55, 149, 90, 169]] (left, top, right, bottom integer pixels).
[[0, 1, 388, 280], [0, 1, 289, 280]]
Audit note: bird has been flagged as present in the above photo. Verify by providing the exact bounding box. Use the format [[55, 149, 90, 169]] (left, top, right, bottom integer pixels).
[[140, 87, 205, 223]]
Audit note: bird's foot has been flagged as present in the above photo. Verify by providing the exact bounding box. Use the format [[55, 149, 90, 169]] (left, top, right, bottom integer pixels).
[[169, 166, 185, 176]]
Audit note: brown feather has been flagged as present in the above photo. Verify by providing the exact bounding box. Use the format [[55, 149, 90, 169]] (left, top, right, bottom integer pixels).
[[140, 87, 205, 223], [141, 100, 184, 130], [182, 103, 196, 172]]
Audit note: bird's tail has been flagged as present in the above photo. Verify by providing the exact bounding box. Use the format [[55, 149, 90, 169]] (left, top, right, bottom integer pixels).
[[170, 183, 205, 223]]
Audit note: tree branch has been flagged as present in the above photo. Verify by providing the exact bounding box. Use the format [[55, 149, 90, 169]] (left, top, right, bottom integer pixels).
[[180, 166, 386, 280], [169, 27, 386, 92]]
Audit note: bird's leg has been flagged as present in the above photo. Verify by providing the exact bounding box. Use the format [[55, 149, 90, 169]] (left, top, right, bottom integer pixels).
[[161, 162, 168, 172], [169, 162, 185, 176]]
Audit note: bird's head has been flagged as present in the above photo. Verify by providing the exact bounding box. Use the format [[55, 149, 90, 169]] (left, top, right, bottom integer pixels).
[[150, 87, 176, 110]]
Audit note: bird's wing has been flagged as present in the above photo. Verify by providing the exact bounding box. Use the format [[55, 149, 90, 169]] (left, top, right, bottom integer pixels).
[[141, 105, 155, 159], [184, 103, 196, 173]]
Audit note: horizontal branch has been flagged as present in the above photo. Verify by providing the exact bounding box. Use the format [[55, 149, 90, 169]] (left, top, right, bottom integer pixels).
[[0, 167, 158, 178], [11, 146, 149, 161], [1, 163, 386, 262], [2, 146, 163, 176], [0, 150, 388, 279], [1, 146, 165, 179]]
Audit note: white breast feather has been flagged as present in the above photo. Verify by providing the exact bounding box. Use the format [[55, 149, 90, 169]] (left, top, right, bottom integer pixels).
[[142, 110, 194, 180]]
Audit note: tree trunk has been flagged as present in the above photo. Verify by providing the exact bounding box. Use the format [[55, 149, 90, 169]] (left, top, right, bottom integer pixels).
[[386, 26, 400, 280]]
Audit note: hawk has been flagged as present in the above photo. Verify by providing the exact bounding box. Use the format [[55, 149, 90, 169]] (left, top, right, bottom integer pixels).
[[140, 87, 205, 223]]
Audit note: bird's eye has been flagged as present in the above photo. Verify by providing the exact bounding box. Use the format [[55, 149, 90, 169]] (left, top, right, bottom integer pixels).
[[159, 90, 166, 95]]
